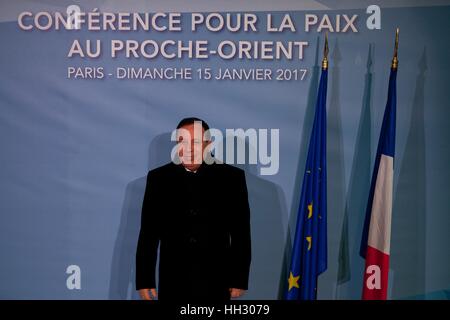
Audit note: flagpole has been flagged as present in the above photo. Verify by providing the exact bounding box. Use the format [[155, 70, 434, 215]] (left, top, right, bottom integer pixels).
[[322, 32, 329, 70], [391, 28, 399, 70]]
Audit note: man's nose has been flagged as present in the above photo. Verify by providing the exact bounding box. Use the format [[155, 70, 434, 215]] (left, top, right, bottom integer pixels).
[[183, 145, 196, 153]]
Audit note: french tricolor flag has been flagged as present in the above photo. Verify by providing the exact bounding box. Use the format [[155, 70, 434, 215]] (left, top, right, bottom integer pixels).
[[360, 58, 397, 300]]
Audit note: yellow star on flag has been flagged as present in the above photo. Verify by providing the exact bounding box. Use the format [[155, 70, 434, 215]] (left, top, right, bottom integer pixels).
[[306, 236, 312, 250], [288, 272, 300, 291]]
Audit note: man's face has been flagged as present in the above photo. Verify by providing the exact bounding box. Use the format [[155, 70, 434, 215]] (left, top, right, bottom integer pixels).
[[177, 123, 209, 171]]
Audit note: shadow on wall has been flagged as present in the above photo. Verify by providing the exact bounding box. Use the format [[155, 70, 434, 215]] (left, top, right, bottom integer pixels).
[[319, 38, 347, 299], [221, 136, 286, 299], [109, 129, 287, 299], [108, 132, 173, 300], [335, 44, 374, 299], [390, 47, 427, 299]]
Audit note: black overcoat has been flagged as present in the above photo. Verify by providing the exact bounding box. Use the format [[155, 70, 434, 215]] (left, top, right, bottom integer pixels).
[[135, 161, 251, 301]]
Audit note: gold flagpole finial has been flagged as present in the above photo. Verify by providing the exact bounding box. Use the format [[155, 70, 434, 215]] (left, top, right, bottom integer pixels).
[[391, 28, 399, 69], [322, 32, 329, 70]]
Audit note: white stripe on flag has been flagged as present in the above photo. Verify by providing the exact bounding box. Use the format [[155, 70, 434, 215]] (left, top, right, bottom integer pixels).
[[367, 154, 394, 255]]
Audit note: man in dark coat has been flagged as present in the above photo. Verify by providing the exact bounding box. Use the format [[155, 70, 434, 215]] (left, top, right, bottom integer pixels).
[[136, 117, 251, 301]]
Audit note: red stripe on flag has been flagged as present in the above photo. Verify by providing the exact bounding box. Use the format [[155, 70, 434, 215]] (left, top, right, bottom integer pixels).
[[362, 245, 390, 300]]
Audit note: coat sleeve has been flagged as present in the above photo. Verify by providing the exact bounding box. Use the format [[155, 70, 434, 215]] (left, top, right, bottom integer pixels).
[[135, 171, 160, 290], [229, 169, 252, 290]]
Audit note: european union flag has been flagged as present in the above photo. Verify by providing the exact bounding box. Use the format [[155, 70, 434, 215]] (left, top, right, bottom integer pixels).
[[286, 38, 328, 300]]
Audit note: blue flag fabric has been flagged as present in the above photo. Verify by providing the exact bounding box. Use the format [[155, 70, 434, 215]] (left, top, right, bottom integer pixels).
[[286, 67, 328, 300]]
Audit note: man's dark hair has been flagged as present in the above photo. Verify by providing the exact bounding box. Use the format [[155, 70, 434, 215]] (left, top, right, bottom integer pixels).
[[176, 117, 210, 132]]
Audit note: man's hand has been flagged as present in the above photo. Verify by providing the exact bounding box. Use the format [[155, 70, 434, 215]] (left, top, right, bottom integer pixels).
[[139, 288, 158, 300], [229, 288, 246, 298]]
